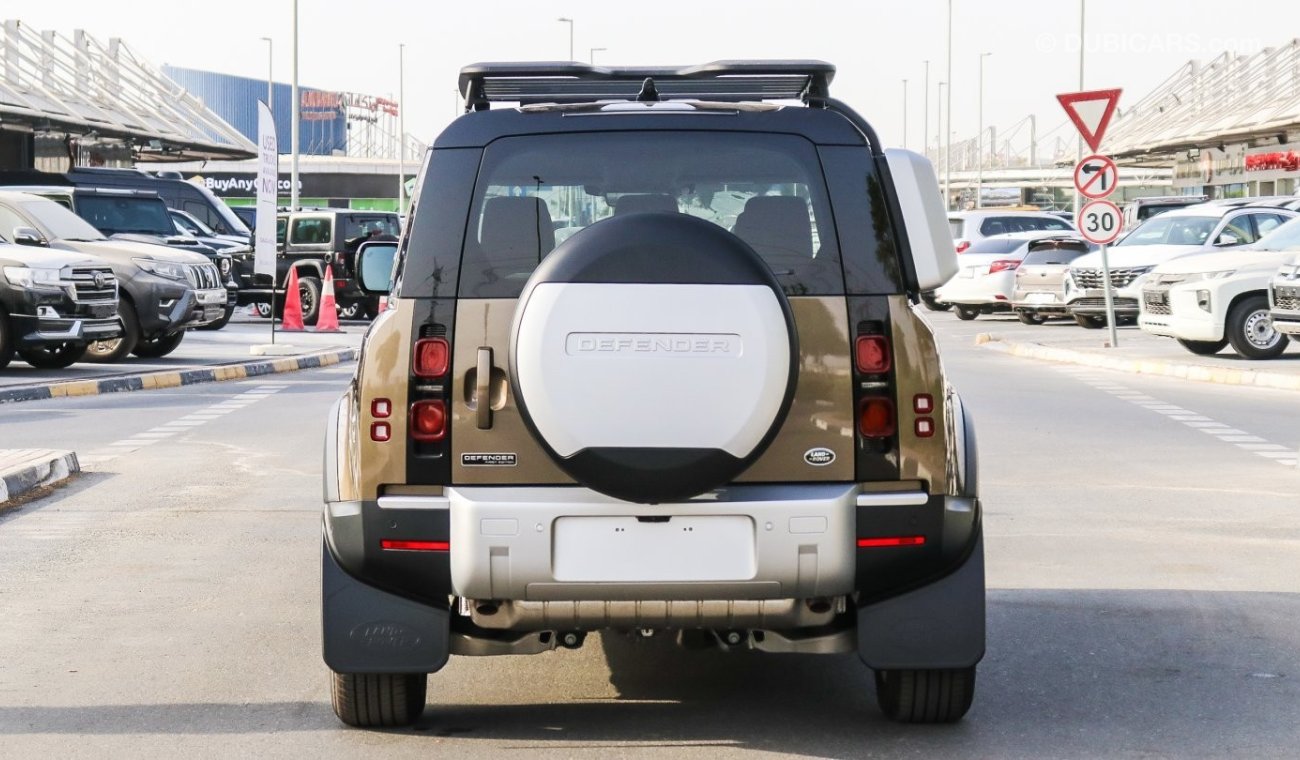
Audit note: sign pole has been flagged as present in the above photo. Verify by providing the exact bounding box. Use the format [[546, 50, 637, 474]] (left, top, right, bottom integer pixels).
[[1099, 242, 1118, 347]]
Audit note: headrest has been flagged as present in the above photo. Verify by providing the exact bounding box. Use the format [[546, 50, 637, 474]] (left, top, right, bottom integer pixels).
[[480, 196, 555, 266], [732, 196, 813, 259]]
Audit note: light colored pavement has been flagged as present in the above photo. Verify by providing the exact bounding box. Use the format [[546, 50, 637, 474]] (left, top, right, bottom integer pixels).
[[0, 318, 1297, 757]]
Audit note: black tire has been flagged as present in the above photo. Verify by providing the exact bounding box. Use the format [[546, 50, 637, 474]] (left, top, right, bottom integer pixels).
[[194, 304, 235, 331], [875, 667, 976, 723], [1176, 338, 1228, 356], [131, 331, 185, 359], [1017, 310, 1046, 325], [298, 275, 322, 326], [1226, 294, 1289, 360], [1074, 314, 1106, 329], [0, 309, 14, 370], [330, 671, 426, 728], [18, 342, 87, 369], [954, 305, 980, 321], [85, 299, 140, 363], [920, 292, 952, 312]]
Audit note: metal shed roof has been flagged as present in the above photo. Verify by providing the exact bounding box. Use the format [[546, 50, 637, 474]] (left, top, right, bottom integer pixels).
[[1107, 39, 1300, 164], [0, 20, 255, 161]]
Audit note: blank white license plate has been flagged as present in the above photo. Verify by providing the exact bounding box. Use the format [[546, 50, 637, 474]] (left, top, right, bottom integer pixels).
[[1024, 292, 1058, 304], [552, 515, 756, 582]]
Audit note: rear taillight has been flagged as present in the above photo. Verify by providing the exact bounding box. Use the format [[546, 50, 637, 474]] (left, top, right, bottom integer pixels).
[[988, 259, 1020, 273], [855, 335, 891, 374], [858, 397, 896, 438], [913, 393, 935, 438], [955, 240, 971, 254], [413, 338, 449, 378], [410, 400, 447, 442], [370, 422, 391, 442], [371, 398, 391, 418]]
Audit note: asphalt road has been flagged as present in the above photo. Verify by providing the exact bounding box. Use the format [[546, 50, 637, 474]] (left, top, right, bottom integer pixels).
[[1, 312, 1297, 758]]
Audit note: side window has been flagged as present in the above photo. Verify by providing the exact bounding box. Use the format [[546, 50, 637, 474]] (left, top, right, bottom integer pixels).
[[1219, 216, 1255, 245], [276, 218, 288, 246], [1036, 217, 1071, 231], [0, 204, 27, 241], [980, 218, 1008, 236], [183, 200, 215, 229], [1252, 213, 1286, 238], [289, 217, 331, 245]]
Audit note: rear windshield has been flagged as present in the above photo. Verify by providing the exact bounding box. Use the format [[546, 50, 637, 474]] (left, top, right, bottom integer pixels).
[[1022, 243, 1091, 265], [456, 132, 846, 298], [978, 216, 1071, 236], [966, 237, 1027, 254]]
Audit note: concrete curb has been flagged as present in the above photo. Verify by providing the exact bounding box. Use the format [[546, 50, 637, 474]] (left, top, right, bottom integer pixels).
[[0, 449, 79, 506], [976, 334, 1300, 392], [0, 348, 358, 405]]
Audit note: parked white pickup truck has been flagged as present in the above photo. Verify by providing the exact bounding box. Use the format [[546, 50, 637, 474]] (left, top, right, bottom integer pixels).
[[1139, 217, 1300, 359]]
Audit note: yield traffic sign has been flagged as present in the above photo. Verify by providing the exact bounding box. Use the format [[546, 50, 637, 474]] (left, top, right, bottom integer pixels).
[[1073, 154, 1119, 199], [1077, 199, 1122, 245], [1057, 89, 1122, 152]]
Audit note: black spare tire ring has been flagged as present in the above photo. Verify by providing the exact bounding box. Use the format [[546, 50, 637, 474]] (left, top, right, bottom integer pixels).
[[509, 212, 799, 504]]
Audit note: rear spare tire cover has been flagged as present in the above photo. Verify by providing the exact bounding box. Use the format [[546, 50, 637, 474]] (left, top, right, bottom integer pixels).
[[510, 213, 798, 503]]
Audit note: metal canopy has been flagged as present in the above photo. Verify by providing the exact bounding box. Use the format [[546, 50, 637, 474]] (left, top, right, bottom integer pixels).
[[458, 60, 836, 111], [1106, 39, 1300, 161], [0, 20, 255, 161]]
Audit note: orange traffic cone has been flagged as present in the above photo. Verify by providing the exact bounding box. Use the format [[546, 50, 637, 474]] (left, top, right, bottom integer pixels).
[[316, 267, 342, 333], [281, 267, 304, 331]]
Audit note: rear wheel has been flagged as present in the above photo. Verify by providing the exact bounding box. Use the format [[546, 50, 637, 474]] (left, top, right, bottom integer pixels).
[[954, 305, 980, 321], [330, 671, 426, 728], [1176, 338, 1228, 356], [1074, 314, 1106, 329], [0, 309, 13, 369], [337, 300, 362, 320], [131, 331, 185, 359], [1017, 310, 1046, 325], [18, 342, 86, 369], [85, 300, 139, 363], [1226, 295, 1288, 360], [875, 667, 976, 723], [298, 275, 322, 326]]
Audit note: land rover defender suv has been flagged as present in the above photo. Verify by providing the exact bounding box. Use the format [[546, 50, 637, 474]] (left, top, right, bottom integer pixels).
[[323, 61, 980, 729]]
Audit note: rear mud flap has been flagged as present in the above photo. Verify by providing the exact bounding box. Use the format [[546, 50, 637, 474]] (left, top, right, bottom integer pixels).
[[322, 542, 450, 674], [856, 533, 985, 670]]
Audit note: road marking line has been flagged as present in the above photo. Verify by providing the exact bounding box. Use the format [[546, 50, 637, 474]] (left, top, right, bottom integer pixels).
[[1222, 436, 1268, 443], [1241, 444, 1292, 451], [1202, 428, 1250, 436]]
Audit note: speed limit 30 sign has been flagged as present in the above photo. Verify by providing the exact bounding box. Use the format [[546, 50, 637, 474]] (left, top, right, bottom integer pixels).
[[1077, 200, 1122, 245]]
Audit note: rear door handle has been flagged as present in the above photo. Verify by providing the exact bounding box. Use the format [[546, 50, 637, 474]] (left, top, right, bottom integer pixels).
[[476, 347, 493, 430]]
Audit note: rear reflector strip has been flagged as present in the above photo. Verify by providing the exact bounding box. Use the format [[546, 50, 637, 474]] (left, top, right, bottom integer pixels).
[[370, 421, 391, 442], [857, 536, 926, 548], [913, 394, 934, 414], [381, 539, 450, 552], [371, 398, 392, 418], [915, 417, 935, 437]]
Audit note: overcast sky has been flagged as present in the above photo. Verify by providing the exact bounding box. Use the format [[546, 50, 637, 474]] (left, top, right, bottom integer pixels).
[[11, 0, 1295, 155]]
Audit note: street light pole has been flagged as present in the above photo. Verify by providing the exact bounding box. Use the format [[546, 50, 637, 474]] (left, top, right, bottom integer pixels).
[[922, 60, 929, 160], [902, 79, 908, 149], [946, 0, 956, 210], [557, 17, 574, 61], [290, 0, 299, 211], [398, 43, 406, 215], [260, 37, 272, 112], [977, 52, 991, 209], [589, 47, 606, 64], [936, 81, 945, 176]]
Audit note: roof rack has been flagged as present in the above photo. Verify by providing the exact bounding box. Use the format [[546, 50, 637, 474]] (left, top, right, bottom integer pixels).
[[458, 60, 835, 112]]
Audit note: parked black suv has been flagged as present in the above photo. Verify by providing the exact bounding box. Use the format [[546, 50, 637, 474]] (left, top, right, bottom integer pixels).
[[0, 239, 120, 369], [236, 209, 397, 324], [323, 61, 980, 729], [4, 186, 239, 329], [0, 191, 226, 362]]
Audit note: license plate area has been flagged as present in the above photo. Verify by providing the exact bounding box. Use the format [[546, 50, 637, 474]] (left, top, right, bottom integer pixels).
[[1024, 292, 1057, 304], [1144, 291, 1168, 307], [552, 515, 756, 582]]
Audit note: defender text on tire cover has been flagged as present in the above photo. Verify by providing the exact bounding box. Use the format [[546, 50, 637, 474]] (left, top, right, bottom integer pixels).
[[510, 213, 798, 503]]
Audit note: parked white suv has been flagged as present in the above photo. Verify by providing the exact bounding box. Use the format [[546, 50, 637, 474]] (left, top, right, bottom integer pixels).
[[1267, 256, 1300, 340], [1065, 204, 1296, 329], [1140, 217, 1300, 358]]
